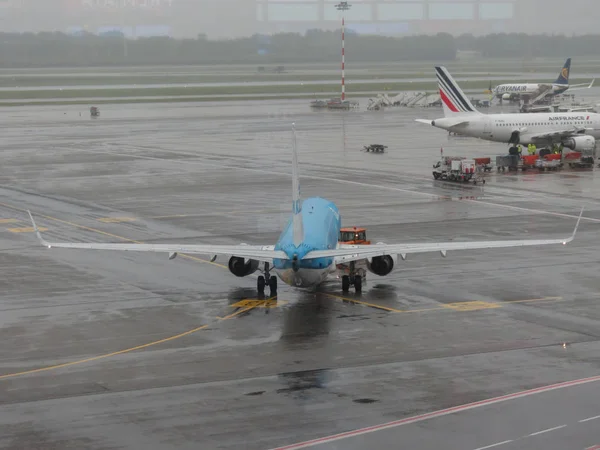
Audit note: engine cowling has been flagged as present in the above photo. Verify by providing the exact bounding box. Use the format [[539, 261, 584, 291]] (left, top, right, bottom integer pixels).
[[228, 256, 259, 277], [367, 254, 398, 276], [563, 135, 596, 152]]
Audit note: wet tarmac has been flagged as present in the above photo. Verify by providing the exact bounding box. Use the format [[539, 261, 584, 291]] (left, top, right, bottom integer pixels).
[[0, 99, 600, 450]]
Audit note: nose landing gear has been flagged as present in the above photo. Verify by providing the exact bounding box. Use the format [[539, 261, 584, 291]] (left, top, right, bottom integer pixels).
[[257, 262, 277, 296]]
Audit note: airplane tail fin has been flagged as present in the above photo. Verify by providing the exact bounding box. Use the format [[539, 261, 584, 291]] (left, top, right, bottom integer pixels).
[[554, 58, 571, 85], [291, 123, 304, 247], [435, 66, 480, 117]]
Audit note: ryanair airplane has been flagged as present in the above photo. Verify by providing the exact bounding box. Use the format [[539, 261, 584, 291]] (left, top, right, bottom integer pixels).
[[492, 58, 594, 102]]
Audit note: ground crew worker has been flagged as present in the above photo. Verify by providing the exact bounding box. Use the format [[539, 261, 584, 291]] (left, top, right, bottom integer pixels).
[[531, 143, 537, 155], [517, 144, 522, 158]]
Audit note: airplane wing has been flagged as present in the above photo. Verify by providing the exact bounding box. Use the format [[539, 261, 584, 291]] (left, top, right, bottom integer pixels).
[[303, 209, 582, 265], [528, 127, 588, 143], [27, 211, 288, 263]]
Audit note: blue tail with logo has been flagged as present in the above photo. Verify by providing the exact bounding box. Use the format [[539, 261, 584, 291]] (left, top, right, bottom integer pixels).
[[554, 58, 571, 85]]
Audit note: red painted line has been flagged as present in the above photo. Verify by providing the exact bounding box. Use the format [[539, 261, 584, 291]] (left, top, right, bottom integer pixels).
[[270, 374, 600, 450], [585, 446, 600, 450]]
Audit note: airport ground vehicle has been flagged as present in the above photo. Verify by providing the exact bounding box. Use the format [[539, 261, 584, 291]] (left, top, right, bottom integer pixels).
[[363, 144, 387, 153], [535, 158, 562, 171], [90, 106, 99, 117], [496, 154, 561, 172], [564, 150, 595, 168], [433, 156, 483, 183], [336, 227, 370, 292]]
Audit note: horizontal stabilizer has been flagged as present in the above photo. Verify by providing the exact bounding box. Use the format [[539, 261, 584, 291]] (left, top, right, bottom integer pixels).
[[415, 119, 433, 125]]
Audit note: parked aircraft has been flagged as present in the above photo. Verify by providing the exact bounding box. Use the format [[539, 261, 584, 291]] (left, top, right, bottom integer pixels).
[[417, 66, 600, 150], [27, 126, 582, 295], [492, 58, 594, 103]]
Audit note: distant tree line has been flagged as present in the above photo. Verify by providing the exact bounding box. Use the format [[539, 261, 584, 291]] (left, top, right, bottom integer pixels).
[[0, 30, 598, 67], [455, 33, 600, 58]]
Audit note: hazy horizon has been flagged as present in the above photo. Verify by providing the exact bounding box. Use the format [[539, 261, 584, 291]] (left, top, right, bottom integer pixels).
[[0, 0, 597, 39]]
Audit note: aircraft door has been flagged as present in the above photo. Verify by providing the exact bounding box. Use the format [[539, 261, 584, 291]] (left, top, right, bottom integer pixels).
[[483, 118, 492, 137]]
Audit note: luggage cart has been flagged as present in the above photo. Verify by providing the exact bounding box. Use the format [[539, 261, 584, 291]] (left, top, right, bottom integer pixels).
[[363, 144, 388, 153]]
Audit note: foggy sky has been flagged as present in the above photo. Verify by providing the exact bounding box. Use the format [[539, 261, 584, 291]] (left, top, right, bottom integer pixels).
[[0, 0, 598, 39]]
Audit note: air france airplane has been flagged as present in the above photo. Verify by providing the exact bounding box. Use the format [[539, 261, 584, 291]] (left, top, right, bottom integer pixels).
[[27, 126, 581, 296], [492, 58, 594, 102], [417, 66, 600, 150]]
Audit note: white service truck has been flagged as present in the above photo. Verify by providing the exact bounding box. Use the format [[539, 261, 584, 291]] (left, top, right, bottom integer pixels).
[[433, 156, 481, 183]]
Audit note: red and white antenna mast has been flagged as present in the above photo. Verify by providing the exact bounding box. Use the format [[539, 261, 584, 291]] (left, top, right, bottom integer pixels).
[[335, 2, 351, 101]]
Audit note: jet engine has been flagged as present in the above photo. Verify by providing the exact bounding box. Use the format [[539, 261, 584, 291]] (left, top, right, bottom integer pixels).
[[367, 246, 398, 276], [228, 256, 259, 277], [563, 135, 596, 152]]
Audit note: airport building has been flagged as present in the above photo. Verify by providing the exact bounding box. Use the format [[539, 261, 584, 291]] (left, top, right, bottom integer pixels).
[[0, 0, 596, 38]]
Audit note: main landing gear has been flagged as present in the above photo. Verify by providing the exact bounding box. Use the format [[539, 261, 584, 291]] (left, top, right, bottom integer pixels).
[[341, 261, 363, 293], [257, 262, 277, 297]]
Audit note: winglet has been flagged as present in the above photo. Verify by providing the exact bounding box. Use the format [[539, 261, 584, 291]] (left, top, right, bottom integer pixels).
[[565, 207, 584, 244], [27, 210, 50, 248]]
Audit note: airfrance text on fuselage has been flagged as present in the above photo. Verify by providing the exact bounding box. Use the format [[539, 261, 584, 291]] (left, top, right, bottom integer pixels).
[[549, 115, 590, 121]]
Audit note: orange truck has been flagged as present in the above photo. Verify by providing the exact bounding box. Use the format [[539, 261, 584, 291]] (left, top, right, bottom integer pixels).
[[336, 227, 371, 292], [339, 227, 371, 245]]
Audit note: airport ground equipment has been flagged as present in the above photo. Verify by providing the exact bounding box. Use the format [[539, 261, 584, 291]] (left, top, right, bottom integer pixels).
[[363, 144, 387, 153], [433, 156, 482, 183], [90, 106, 99, 117], [474, 157, 493, 172], [310, 98, 359, 110], [535, 158, 562, 171], [336, 227, 371, 292], [564, 150, 595, 168]]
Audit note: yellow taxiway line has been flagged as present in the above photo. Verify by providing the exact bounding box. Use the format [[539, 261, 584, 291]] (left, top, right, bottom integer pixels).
[[0, 201, 227, 270], [0, 305, 254, 380], [0, 201, 573, 382]]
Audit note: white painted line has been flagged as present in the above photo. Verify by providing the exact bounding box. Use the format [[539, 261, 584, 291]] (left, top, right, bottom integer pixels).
[[527, 424, 567, 436], [473, 439, 513, 450], [579, 415, 600, 423], [271, 374, 600, 450], [78, 147, 444, 200], [466, 199, 600, 224], [84, 146, 598, 227]]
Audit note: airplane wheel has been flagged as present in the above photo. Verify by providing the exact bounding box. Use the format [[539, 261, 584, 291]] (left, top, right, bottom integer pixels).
[[269, 276, 277, 296], [354, 275, 362, 293], [342, 275, 350, 292], [257, 276, 265, 295]]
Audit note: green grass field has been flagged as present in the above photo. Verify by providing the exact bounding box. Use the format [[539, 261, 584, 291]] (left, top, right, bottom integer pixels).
[[0, 57, 596, 105]]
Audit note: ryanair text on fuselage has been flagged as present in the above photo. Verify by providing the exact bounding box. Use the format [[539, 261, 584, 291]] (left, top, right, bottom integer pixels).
[[496, 85, 530, 92]]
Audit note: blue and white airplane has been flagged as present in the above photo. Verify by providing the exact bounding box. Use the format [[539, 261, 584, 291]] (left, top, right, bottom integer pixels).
[[27, 126, 582, 296]]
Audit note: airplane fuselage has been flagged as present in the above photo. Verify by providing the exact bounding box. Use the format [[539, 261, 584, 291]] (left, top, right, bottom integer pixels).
[[494, 83, 569, 98], [432, 112, 600, 145], [273, 197, 340, 288]]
